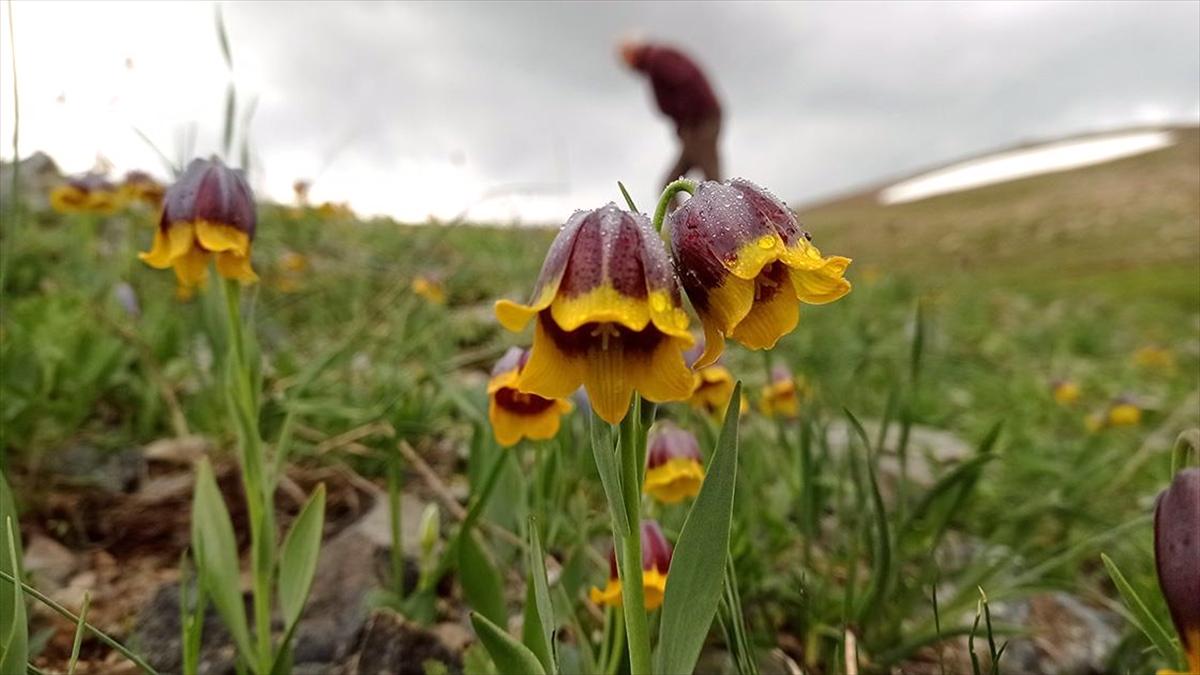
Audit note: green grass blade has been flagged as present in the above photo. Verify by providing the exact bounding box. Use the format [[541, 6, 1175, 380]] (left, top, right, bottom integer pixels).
[[66, 592, 90, 675], [277, 484, 326, 632], [657, 383, 741, 675], [2, 515, 28, 675], [1100, 553, 1181, 665], [471, 611, 547, 675]]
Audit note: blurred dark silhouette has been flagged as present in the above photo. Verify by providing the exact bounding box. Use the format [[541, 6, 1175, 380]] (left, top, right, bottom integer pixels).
[[620, 40, 722, 188]]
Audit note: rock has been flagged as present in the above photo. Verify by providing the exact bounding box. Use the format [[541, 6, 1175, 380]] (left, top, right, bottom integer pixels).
[[143, 436, 211, 466], [431, 621, 474, 653], [55, 443, 143, 494], [23, 534, 78, 588], [0, 151, 61, 212], [351, 609, 462, 675], [825, 419, 972, 489]]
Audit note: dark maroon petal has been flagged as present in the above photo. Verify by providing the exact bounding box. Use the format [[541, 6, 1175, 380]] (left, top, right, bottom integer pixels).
[[727, 178, 809, 246], [523, 208, 589, 304], [606, 544, 618, 580], [559, 205, 652, 300], [161, 158, 256, 239], [641, 520, 673, 573], [1155, 467, 1200, 645], [647, 422, 703, 469], [493, 387, 557, 416]]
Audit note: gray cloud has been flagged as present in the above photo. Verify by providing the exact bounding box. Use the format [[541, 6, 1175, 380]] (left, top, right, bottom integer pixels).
[[219, 0, 1197, 219]]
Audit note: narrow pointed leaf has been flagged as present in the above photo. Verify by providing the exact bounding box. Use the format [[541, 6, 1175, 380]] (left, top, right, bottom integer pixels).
[[657, 383, 741, 675], [471, 611, 547, 675], [1100, 553, 1180, 664], [459, 531, 506, 627], [278, 484, 326, 632], [589, 412, 629, 536], [527, 519, 557, 674], [191, 459, 253, 661], [1, 513, 27, 675]]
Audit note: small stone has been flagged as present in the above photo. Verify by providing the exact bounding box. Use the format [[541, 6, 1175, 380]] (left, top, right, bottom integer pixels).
[[23, 534, 78, 588], [352, 609, 461, 675]]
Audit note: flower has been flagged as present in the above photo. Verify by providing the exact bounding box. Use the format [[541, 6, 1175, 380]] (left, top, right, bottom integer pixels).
[[1134, 345, 1176, 372], [495, 204, 694, 424], [690, 363, 737, 416], [1107, 397, 1142, 427], [643, 422, 705, 504], [589, 520, 673, 610], [487, 347, 573, 447], [119, 170, 165, 208], [412, 275, 447, 305], [759, 364, 807, 418], [1154, 468, 1200, 675], [668, 178, 851, 367], [49, 173, 121, 215], [1051, 379, 1081, 405], [139, 158, 258, 297]]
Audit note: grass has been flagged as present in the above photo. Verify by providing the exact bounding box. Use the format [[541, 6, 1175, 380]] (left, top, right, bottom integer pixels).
[[1, 126, 1197, 673]]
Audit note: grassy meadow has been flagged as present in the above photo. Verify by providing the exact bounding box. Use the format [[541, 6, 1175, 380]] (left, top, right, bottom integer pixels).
[[1, 126, 1197, 674]]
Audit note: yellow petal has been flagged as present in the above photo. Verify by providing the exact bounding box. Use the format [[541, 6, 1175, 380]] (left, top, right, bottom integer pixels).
[[644, 457, 705, 504], [496, 285, 558, 333], [581, 337, 637, 425], [633, 336, 695, 405], [488, 398, 526, 447], [643, 569, 668, 610], [792, 255, 852, 305], [140, 223, 194, 269], [173, 246, 211, 290], [195, 220, 251, 256], [215, 250, 259, 284], [518, 317, 585, 400], [729, 273, 799, 350], [50, 185, 86, 213], [589, 579, 623, 607], [549, 284, 652, 333]]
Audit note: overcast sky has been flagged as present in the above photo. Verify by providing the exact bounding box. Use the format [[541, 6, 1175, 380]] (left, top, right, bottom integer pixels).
[[2, 1, 1197, 223]]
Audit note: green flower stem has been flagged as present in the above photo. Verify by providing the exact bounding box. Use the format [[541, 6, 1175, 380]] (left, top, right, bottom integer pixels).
[[387, 452, 405, 597], [651, 178, 697, 235], [219, 279, 274, 673], [617, 400, 652, 675]]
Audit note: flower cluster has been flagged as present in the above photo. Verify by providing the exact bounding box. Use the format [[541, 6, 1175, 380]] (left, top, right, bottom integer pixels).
[[494, 179, 850, 425], [51, 171, 165, 215]]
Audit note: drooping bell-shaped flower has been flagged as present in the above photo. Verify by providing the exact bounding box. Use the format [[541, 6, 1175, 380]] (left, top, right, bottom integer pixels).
[[139, 157, 258, 296], [589, 519, 673, 610], [495, 204, 694, 424], [1154, 468, 1200, 675], [669, 178, 851, 367], [487, 347, 573, 447], [643, 422, 705, 504], [50, 173, 121, 215]]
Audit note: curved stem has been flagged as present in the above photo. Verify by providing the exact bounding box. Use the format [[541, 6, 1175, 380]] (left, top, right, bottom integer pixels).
[[651, 178, 697, 234]]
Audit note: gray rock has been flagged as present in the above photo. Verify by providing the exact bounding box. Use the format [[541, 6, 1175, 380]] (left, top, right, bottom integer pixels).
[[23, 534, 78, 588], [351, 609, 462, 675]]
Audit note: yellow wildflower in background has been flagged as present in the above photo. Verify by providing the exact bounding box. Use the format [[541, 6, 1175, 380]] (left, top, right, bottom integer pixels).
[[1051, 379, 1081, 405], [50, 173, 122, 215], [1134, 345, 1175, 372], [412, 275, 447, 305], [759, 364, 808, 418]]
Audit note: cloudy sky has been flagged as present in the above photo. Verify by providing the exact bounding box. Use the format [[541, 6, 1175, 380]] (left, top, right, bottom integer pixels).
[[2, 1, 1197, 223]]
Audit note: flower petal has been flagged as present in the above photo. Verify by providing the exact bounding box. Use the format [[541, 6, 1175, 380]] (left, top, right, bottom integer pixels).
[[196, 220, 251, 255], [729, 268, 799, 351], [215, 250, 259, 284], [518, 315, 586, 400]]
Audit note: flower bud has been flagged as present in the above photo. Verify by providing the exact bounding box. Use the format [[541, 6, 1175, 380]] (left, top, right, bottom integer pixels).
[[1154, 468, 1200, 675], [589, 519, 673, 610]]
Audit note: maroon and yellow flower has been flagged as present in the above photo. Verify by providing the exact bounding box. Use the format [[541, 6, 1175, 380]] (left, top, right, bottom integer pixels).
[[49, 173, 121, 215], [643, 422, 705, 504], [590, 519, 673, 610], [760, 364, 808, 418], [412, 274, 447, 305], [487, 347, 573, 447], [1050, 379, 1081, 406], [669, 179, 851, 367], [119, 170, 165, 208], [495, 205, 694, 424], [139, 158, 258, 297], [689, 363, 736, 415], [1107, 396, 1142, 427], [1154, 468, 1200, 675]]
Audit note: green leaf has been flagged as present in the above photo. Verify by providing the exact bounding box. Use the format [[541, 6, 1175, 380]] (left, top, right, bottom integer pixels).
[[191, 459, 253, 662], [471, 611, 547, 675], [67, 592, 90, 675], [458, 531, 506, 627], [278, 484, 326, 632], [657, 382, 741, 675], [522, 583, 552, 672], [844, 409, 893, 626], [1100, 553, 1181, 665], [526, 519, 557, 674], [589, 412, 629, 537]]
